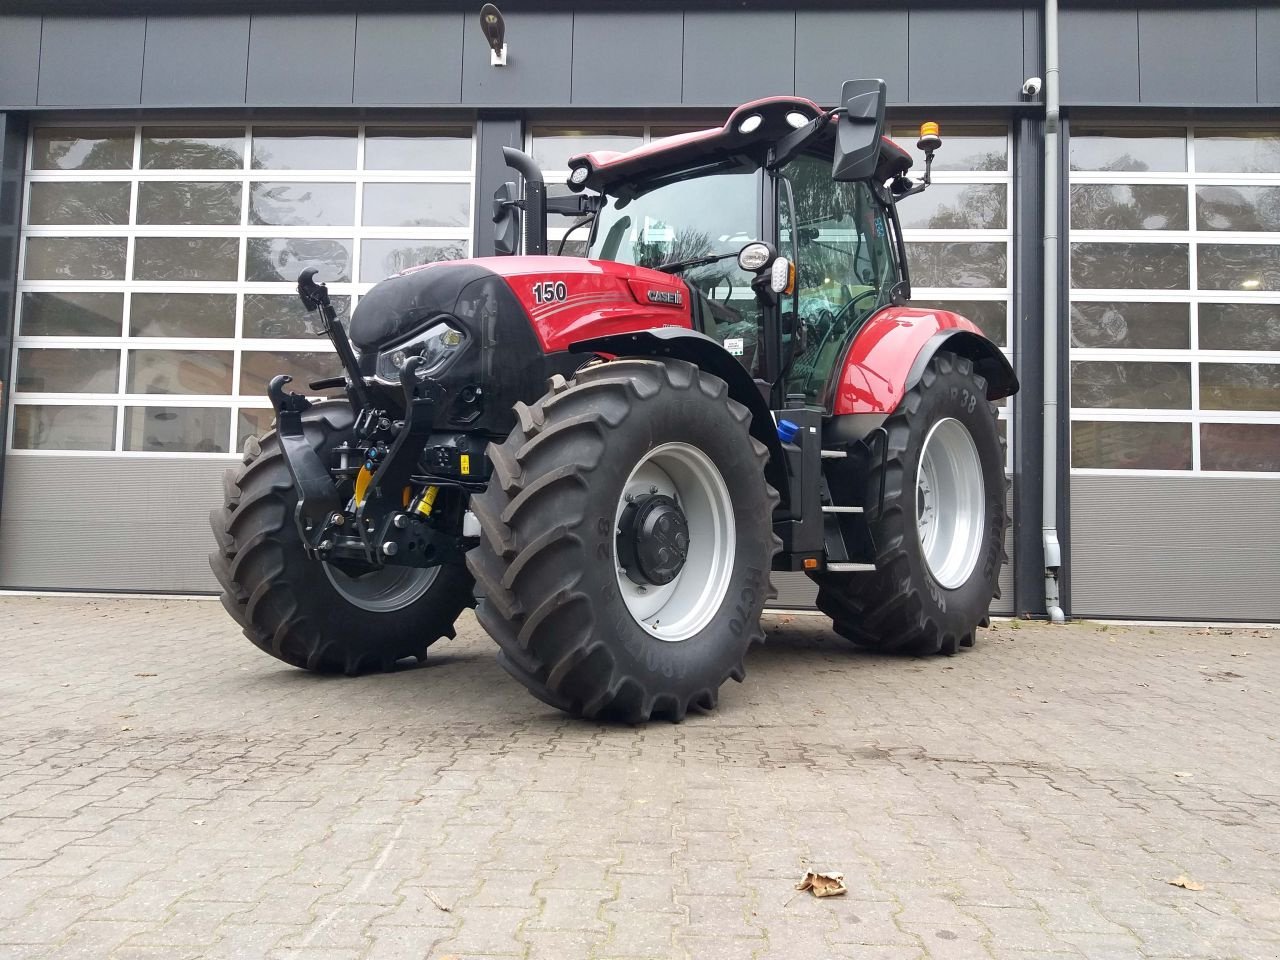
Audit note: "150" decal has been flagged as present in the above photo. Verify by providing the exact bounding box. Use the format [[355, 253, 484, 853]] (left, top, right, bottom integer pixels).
[[532, 280, 568, 304]]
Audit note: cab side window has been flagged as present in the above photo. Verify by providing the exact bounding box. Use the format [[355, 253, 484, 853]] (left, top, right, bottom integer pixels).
[[779, 153, 896, 403]]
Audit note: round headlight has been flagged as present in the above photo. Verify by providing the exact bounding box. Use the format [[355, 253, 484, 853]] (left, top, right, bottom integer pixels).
[[737, 114, 763, 134], [737, 242, 773, 272], [569, 165, 589, 186], [785, 111, 810, 129]]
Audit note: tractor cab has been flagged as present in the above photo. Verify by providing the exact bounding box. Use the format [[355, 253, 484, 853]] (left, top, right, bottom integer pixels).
[[504, 81, 929, 412]]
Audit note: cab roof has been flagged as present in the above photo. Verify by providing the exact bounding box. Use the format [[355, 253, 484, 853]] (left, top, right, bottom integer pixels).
[[566, 94, 912, 198]]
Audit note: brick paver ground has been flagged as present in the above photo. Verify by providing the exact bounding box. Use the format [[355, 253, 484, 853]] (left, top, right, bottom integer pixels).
[[0, 596, 1277, 960]]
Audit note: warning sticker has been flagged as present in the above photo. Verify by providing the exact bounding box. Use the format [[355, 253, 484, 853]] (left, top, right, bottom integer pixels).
[[724, 337, 744, 356]]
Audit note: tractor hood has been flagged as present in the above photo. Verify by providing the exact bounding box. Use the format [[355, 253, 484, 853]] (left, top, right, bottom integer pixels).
[[349, 256, 693, 354]]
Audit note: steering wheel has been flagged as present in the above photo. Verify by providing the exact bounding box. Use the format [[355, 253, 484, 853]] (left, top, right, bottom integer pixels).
[[795, 289, 880, 396]]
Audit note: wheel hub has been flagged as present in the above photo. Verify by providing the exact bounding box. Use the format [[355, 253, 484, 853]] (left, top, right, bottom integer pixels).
[[617, 494, 689, 586]]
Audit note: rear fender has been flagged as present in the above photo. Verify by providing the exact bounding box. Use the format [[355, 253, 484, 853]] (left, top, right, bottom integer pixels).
[[570, 328, 790, 510], [828, 306, 1018, 418]]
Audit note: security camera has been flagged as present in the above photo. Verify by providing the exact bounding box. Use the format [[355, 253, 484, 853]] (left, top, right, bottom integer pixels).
[[1021, 76, 1043, 98], [480, 4, 508, 66]]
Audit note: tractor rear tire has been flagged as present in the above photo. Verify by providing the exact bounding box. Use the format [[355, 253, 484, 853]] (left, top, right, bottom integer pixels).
[[466, 358, 780, 722], [209, 401, 473, 674], [813, 351, 1008, 655]]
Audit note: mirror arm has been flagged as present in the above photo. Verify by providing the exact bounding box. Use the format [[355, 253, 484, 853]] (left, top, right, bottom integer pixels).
[[768, 106, 844, 171]]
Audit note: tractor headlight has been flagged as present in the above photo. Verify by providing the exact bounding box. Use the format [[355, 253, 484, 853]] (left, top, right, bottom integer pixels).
[[375, 322, 467, 383]]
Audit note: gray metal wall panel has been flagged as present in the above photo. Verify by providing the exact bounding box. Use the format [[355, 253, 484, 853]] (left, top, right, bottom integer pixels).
[[907, 9, 1024, 104], [794, 10, 908, 106], [0, 456, 226, 593], [771, 488, 1014, 616], [570, 13, 683, 107], [1137, 8, 1257, 106], [38, 16, 145, 106], [681, 11, 796, 106], [461, 12, 572, 107], [246, 13, 355, 106], [354, 13, 464, 105], [0, 17, 41, 107], [141, 15, 250, 106], [1258, 8, 1280, 104], [1071, 476, 1280, 621], [1059, 8, 1139, 105]]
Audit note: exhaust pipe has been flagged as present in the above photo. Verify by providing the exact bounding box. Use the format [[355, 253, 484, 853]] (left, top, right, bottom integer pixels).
[[501, 146, 547, 256]]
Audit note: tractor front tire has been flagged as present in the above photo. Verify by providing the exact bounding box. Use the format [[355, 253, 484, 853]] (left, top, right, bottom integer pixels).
[[813, 351, 1008, 655], [467, 358, 779, 722], [209, 401, 473, 674]]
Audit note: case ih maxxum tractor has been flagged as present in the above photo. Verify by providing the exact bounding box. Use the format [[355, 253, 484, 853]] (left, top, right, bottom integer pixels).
[[210, 80, 1018, 722]]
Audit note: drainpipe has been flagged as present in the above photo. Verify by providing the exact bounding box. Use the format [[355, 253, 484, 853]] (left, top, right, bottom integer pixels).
[[1042, 0, 1066, 623]]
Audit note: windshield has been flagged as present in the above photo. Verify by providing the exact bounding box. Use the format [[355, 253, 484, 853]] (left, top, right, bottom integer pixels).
[[588, 171, 766, 374]]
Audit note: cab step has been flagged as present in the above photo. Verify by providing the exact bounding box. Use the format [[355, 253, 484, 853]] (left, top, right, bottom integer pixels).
[[825, 562, 877, 572], [821, 505, 864, 514], [820, 449, 847, 459]]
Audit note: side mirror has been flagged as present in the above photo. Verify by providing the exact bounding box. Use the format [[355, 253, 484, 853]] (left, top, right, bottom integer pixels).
[[492, 181, 520, 256], [832, 78, 887, 182]]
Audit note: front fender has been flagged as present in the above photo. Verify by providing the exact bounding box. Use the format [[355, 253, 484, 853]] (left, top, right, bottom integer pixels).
[[828, 306, 1018, 416], [570, 328, 790, 509]]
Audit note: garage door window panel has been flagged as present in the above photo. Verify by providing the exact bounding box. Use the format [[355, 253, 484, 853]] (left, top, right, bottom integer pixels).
[[12, 405, 117, 451], [123, 406, 231, 454], [138, 181, 243, 226], [20, 292, 123, 338]]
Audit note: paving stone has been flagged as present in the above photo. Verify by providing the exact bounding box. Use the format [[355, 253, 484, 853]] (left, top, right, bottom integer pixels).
[[0, 598, 1277, 960]]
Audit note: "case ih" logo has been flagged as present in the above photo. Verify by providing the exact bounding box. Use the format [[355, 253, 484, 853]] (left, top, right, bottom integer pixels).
[[647, 289, 683, 306]]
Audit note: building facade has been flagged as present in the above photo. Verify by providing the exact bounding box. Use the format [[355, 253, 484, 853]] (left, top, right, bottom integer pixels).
[[0, 1, 1276, 621]]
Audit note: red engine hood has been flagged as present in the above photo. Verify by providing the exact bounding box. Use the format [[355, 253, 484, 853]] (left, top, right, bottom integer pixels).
[[465, 256, 694, 352]]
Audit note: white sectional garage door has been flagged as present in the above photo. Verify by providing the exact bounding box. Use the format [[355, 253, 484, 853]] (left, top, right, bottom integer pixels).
[[2, 122, 475, 592]]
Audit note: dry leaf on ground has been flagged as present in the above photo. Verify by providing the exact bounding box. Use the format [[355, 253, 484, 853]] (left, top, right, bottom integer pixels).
[[796, 870, 847, 897], [1166, 874, 1205, 891]]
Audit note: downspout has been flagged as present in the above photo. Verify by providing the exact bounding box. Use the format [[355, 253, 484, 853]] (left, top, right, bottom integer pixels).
[[1042, 0, 1066, 623]]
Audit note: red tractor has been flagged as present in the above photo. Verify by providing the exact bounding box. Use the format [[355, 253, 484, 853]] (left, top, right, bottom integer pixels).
[[210, 80, 1017, 722]]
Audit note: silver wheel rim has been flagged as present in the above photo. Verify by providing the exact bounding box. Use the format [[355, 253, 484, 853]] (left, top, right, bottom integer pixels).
[[323, 562, 438, 613], [614, 442, 736, 642], [916, 418, 985, 590]]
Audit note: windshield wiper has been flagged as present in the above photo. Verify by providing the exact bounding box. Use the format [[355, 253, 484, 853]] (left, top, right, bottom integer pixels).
[[655, 251, 737, 275]]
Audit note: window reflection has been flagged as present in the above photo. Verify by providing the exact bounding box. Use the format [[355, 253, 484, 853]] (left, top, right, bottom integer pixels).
[[1200, 423, 1280, 472], [1069, 302, 1189, 350], [1070, 361, 1192, 409], [246, 238, 352, 283], [123, 407, 230, 453], [17, 349, 120, 393], [138, 181, 242, 225], [141, 128, 244, 169], [25, 237, 127, 280], [134, 237, 240, 282], [1070, 184, 1187, 231], [1072, 421, 1192, 470], [251, 128, 357, 170], [130, 294, 236, 339], [31, 128, 133, 170], [1069, 128, 1186, 172], [250, 182, 354, 227], [27, 182, 131, 226], [13, 405, 117, 451], [20, 293, 123, 338], [365, 128, 473, 170], [359, 241, 466, 283], [530, 126, 643, 171], [127, 351, 234, 395]]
